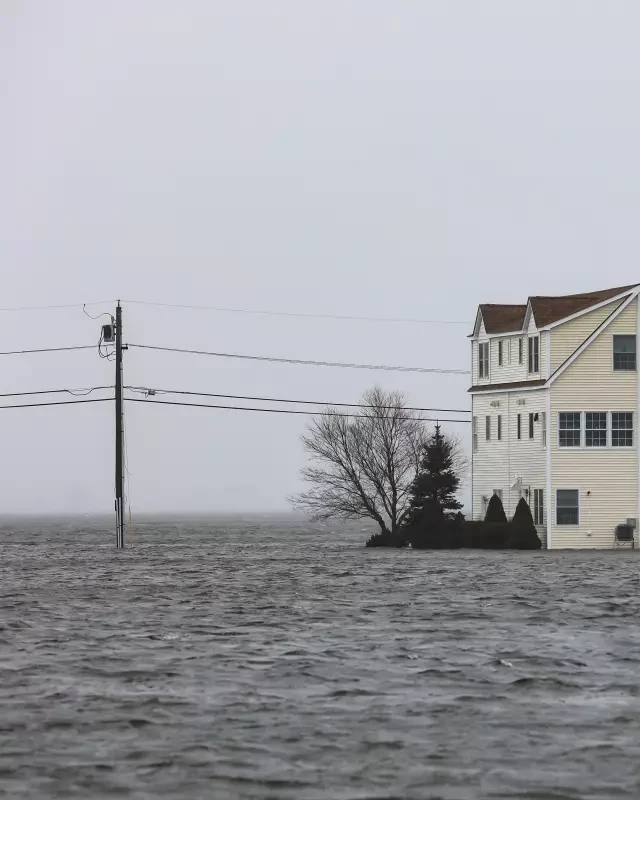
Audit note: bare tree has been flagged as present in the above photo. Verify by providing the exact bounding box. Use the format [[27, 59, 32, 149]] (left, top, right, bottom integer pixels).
[[291, 387, 431, 534]]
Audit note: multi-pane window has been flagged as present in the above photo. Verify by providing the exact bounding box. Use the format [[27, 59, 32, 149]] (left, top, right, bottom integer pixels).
[[498, 340, 503, 366], [612, 412, 633, 447], [472, 416, 478, 451], [559, 412, 581, 447], [529, 412, 534, 439], [518, 338, 523, 364], [497, 414, 502, 440], [508, 339, 512, 363], [517, 413, 522, 439], [528, 336, 539, 373], [478, 342, 489, 378], [541, 411, 547, 448], [533, 489, 544, 526], [613, 335, 636, 371], [485, 415, 491, 441], [585, 412, 607, 447], [556, 489, 579, 525]]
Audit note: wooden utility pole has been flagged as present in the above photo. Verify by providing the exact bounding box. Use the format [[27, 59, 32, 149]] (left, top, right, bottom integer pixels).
[[115, 301, 125, 548]]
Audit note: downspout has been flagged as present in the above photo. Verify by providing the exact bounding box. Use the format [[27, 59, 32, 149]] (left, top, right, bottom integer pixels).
[[637, 295, 640, 532], [507, 393, 511, 518], [546, 329, 552, 550]]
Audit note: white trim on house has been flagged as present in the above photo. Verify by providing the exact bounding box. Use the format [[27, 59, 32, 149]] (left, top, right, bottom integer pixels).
[[473, 328, 524, 340], [544, 329, 551, 378], [470, 306, 484, 338], [471, 384, 546, 395]]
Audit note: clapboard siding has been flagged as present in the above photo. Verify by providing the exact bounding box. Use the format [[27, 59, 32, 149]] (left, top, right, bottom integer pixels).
[[549, 300, 623, 373], [549, 298, 638, 548], [472, 388, 547, 537]]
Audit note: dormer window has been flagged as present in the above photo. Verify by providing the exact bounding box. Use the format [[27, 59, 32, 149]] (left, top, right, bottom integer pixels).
[[478, 342, 489, 378], [528, 336, 539, 373]]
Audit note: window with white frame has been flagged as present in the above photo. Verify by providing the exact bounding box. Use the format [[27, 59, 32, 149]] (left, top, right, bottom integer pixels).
[[498, 340, 503, 366], [528, 336, 539, 373], [485, 415, 491, 441], [541, 411, 547, 448], [612, 412, 633, 446], [472, 416, 478, 451], [559, 412, 581, 447], [497, 414, 502, 440], [585, 412, 607, 447], [508, 338, 512, 363], [517, 412, 522, 439], [478, 342, 489, 378], [518, 338, 523, 364], [556, 489, 579, 525], [533, 489, 544, 525], [529, 412, 534, 439], [613, 335, 636, 371]]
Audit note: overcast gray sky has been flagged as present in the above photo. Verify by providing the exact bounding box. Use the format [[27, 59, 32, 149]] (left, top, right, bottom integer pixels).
[[2, 1, 640, 513]]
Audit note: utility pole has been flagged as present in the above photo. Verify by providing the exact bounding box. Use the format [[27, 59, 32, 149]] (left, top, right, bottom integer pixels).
[[115, 301, 125, 548]]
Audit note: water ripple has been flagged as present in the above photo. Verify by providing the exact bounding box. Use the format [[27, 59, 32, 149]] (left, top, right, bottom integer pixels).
[[1, 514, 640, 799]]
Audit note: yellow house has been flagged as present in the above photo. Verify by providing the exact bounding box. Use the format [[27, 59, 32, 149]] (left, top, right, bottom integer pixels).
[[469, 284, 639, 548]]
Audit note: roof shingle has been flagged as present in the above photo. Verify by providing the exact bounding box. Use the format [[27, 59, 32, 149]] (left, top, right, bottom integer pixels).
[[476, 284, 635, 335], [479, 304, 526, 334], [528, 285, 631, 327]]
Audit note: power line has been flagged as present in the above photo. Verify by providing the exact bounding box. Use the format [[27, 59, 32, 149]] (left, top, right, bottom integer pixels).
[[0, 345, 96, 356], [125, 397, 471, 423], [123, 299, 469, 326], [0, 398, 113, 411], [125, 385, 471, 413], [0, 300, 114, 313], [0, 386, 113, 398], [127, 343, 470, 375]]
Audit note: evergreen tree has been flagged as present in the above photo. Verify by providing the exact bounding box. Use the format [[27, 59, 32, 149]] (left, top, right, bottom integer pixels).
[[485, 493, 507, 524], [405, 425, 463, 545], [507, 497, 542, 550]]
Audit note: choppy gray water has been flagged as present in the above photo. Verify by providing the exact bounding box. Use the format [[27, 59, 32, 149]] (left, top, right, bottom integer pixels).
[[2, 514, 640, 799]]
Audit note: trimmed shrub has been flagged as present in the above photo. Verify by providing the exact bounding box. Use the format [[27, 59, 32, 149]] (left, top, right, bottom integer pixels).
[[463, 520, 509, 549], [507, 498, 542, 550], [485, 494, 507, 524], [408, 513, 466, 550], [365, 530, 409, 548]]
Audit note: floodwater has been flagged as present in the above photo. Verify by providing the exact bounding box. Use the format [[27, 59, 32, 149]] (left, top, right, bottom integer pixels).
[[2, 514, 640, 799]]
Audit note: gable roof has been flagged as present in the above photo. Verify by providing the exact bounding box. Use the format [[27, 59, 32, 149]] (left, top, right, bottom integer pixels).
[[528, 285, 631, 327], [478, 304, 527, 334], [474, 284, 635, 336]]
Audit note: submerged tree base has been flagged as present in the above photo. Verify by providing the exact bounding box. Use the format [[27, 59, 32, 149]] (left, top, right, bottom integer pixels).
[[365, 530, 409, 548]]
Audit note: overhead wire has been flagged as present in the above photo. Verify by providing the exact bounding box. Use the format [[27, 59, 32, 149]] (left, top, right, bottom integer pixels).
[[125, 397, 471, 423], [123, 299, 469, 326], [0, 386, 113, 398], [0, 398, 114, 411], [125, 385, 471, 413], [0, 345, 97, 356], [127, 343, 470, 375], [0, 300, 115, 313]]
